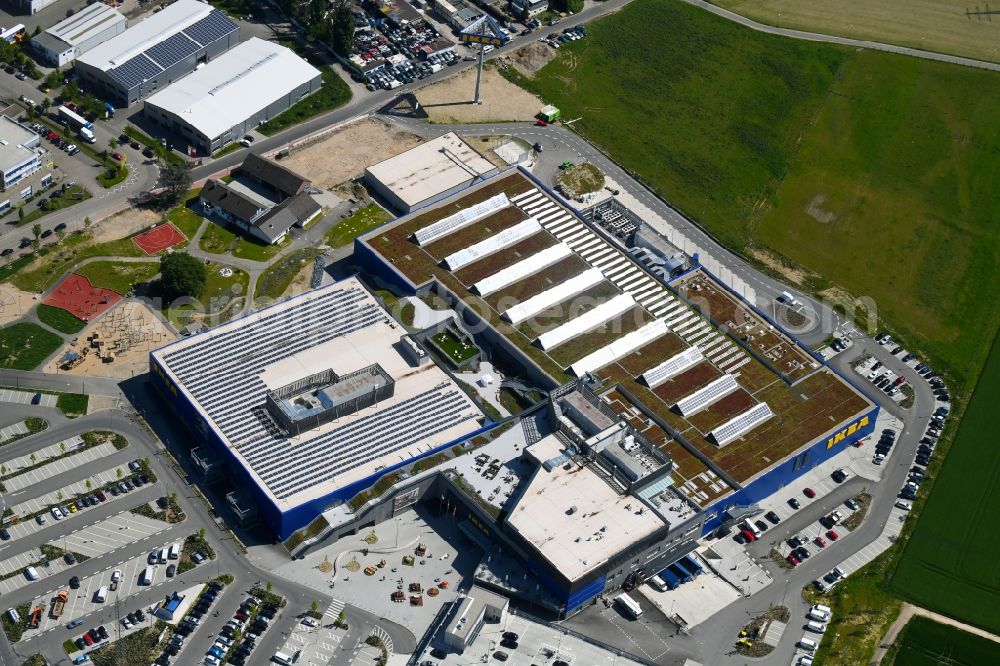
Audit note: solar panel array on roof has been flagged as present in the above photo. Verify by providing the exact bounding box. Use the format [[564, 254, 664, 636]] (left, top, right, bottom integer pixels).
[[473, 243, 573, 296], [537, 293, 636, 351], [443, 218, 539, 270], [158, 284, 479, 501], [674, 374, 739, 416], [413, 193, 509, 245], [108, 54, 160, 89], [144, 32, 200, 68], [710, 403, 774, 446], [570, 319, 669, 376], [105, 8, 236, 90], [502, 268, 605, 325], [182, 9, 238, 48], [642, 347, 703, 388]]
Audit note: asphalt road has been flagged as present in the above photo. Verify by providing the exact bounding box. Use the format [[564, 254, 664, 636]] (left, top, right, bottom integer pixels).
[[682, 0, 1000, 72]]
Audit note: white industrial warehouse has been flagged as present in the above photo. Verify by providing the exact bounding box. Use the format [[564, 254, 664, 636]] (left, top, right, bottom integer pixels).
[[75, 0, 240, 106], [143, 37, 322, 156], [31, 3, 127, 67]]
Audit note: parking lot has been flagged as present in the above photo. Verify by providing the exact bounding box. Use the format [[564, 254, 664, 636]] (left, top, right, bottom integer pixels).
[[19, 540, 191, 641], [0, 551, 70, 594], [0, 389, 57, 407], [3, 440, 114, 492], [10, 463, 130, 516], [4, 479, 147, 542], [0, 420, 32, 445], [62, 511, 169, 559], [273, 599, 348, 665]]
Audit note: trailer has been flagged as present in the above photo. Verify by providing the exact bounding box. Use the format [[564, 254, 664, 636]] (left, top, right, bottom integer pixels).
[[669, 561, 694, 583], [50, 590, 68, 618], [57, 106, 96, 143], [657, 566, 682, 590], [682, 554, 703, 576]]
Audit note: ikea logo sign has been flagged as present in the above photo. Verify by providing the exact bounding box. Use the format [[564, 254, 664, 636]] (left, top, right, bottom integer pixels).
[[826, 415, 870, 448]]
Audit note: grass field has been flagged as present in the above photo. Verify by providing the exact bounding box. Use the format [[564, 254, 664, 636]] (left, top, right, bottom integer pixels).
[[9, 231, 145, 293], [35, 304, 85, 334], [325, 204, 392, 248], [713, 0, 1000, 64], [429, 329, 479, 365], [890, 333, 1000, 633], [889, 616, 1000, 665], [73, 261, 159, 295], [254, 249, 323, 301], [0, 323, 63, 370], [199, 221, 238, 254], [510, 0, 1000, 392]]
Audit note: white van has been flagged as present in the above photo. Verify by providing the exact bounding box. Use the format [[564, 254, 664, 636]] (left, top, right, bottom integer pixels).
[[168, 543, 180, 560], [798, 637, 819, 652], [24, 567, 38, 581], [812, 603, 832, 615], [647, 575, 669, 592], [272, 652, 294, 666], [141, 567, 153, 586], [5, 608, 19, 624], [94, 586, 108, 603], [807, 608, 830, 622], [158, 547, 168, 564], [806, 620, 827, 633]]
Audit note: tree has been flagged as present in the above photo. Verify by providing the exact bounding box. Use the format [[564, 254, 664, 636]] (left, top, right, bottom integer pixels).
[[0, 465, 6, 476], [31, 223, 41, 249], [266, 581, 273, 592], [59, 441, 66, 454], [159, 252, 206, 302], [40, 97, 51, 113], [108, 137, 117, 153], [85, 479, 92, 491], [159, 161, 191, 204], [329, 3, 355, 56], [29, 453, 35, 465], [310, 599, 319, 613], [56, 228, 65, 242], [116, 467, 123, 479], [32, 25, 41, 36], [199, 527, 206, 539], [83, 216, 92, 232]]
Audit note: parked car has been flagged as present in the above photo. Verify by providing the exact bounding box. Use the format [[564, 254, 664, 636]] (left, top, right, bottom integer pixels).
[[803, 487, 816, 498], [788, 498, 801, 510], [765, 511, 781, 525], [826, 530, 839, 541]]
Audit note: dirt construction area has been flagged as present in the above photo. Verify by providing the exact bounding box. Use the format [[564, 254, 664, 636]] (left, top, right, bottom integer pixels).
[[42, 300, 177, 379], [0, 286, 38, 326], [417, 66, 545, 123], [280, 118, 424, 190]]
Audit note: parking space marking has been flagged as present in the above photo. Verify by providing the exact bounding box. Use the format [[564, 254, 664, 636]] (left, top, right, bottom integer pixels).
[[5, 485, 152, 543], [62, 512, 170, 559], [20, 542, 202, 641], [0, 389, 57, 407], [4, 441, 116, 492], [10, 461, 138, 516]]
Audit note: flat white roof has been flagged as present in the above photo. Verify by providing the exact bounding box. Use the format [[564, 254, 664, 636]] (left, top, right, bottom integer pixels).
[[365, 132, 496, 208], [151, 277, 483, 510], [144, 37, 320, 140], [505, 435, 665, 582], [0, 116, 37, 171], [77, 0, 213, 71], [45, 3, 126, 47]]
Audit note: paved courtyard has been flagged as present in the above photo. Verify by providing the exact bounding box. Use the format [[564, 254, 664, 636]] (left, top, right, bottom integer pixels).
[[273, 508, 484, 637]]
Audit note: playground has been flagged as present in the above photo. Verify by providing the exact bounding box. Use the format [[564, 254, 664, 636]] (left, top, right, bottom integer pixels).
[[43, 301, 176, 379], [42, 274, 122, 323], [132, 223, 187, 255]]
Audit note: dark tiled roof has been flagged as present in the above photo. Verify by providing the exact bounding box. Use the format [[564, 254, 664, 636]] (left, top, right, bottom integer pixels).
[[199, 179, 266, 224], [238, 153, 309, 198], [253, 193, 320, 242]]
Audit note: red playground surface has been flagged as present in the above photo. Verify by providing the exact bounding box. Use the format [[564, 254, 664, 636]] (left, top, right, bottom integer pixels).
[[43, 274, 122, 322], [133, 223, 186, 254]]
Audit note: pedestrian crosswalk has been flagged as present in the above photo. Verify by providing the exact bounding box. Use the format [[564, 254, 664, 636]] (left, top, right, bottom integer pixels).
[[324, 597, 345, 619], [510, 187, 750, 375]]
